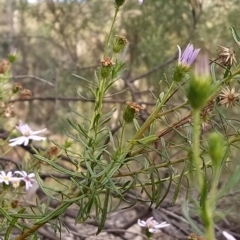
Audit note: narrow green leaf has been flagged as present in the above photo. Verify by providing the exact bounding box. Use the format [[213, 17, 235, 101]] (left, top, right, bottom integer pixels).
[[172, 163, 186, 205], [182, 200, 203, 235], [5, 208, 26, 240], [35, 202, 71, 224], [34, 154, 80, 177], [230, 26, 240, 47], [96, 188, 110, 234], [218, 166, 240, 198]]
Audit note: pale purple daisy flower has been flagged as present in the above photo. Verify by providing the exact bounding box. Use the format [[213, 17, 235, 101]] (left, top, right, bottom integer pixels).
[[138, 0, 143, 5], [177, 44, 200, 68], [223, 231, 236, 240], [9, 120, 46, 146], [138, 217, 170, 233], [14, 171, 35, 190], [0, 171, 19, 185]]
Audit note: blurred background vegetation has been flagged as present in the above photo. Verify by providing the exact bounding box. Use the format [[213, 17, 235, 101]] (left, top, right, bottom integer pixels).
[[3, 0, 240, 134], [1, 0, 240, 239]]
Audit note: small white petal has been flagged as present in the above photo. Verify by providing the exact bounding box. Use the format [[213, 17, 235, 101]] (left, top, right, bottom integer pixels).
[[137, 219, 146, 227], [28, 173, 35, 178], [29, 136, 46, 141], [23, 137, 30, 146], [31, 128, 47, 135], [9, 137, 26, 146], [149, 228, 160, 233], [138, 0, 143, 5], [154, 222, 170, 229], [14, 171, 27, 177], [223, 231, 237, 240]]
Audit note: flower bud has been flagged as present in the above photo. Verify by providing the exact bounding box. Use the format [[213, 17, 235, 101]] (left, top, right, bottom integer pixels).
[[115, 0, 125, 7], [100, 57, 114, 78], [8, 52, 17, 64], [113, 35, 127, 53], [187, 54, 215, 109], [208, 132, 225, 164]]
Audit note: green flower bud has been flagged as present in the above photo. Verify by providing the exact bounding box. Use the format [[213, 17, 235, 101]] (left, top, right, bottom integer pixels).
[[8, 53, 17, 64], [173, 65, 188, 82], [187, 54, 215, 109], [208, 132, 225, 164], [113, 35, 127, 53], [115, 0, 125, 7], [64, 140, 72, 149]]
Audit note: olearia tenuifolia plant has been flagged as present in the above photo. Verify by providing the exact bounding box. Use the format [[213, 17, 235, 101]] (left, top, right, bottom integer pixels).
[[2, 1, 240, 240]]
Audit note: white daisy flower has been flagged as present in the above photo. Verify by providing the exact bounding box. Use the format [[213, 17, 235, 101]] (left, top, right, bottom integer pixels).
[[9, 120, 46, 146]]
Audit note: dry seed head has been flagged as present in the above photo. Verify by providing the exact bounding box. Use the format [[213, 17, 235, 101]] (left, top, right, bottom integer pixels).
[[0, 60, 9, 74], [217, 46, 236, 66], [101, 57, 115, 67], [47, 146, 59, 157], [3, 104, 15, 118], [11, 200, 19, 208], [20, 89, 32, 99], [113, 35, 128, 53], [200, 107, 212, 129], [218, 86, 239, 108], [126, 101, 145, 114]]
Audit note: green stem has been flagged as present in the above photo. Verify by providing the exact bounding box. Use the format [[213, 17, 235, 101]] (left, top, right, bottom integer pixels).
[[128, 81, 176, 150], [119, 121, 126, 153], [192, 109, 203, 191], [156, 100, 188, 119], [204, 209, 215, 240], [103, 6, 119, 58]]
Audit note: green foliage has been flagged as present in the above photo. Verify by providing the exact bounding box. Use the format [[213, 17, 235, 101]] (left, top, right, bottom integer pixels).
[[2, 1, 240, 240]]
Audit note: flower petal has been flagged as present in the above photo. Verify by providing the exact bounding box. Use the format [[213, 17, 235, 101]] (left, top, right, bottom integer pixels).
[[223, 231, 237, 240], [23, 137, 30, 146], [14, 171, 27, 177], [9, 137, 27, 146], [137, 219, 146, 227], [154, 222, 170, 229], [29, 136, 46, 141], [31, 128, 47, 135]]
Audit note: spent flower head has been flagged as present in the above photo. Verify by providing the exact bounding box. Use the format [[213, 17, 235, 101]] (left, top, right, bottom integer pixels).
[[218, 86, 239, 108], [217, 46, 236, 66], [9, 120, 46, 146], [113, 35, 128, 53], [138, 217, 170, 233], [123, 101, 144, 123]]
